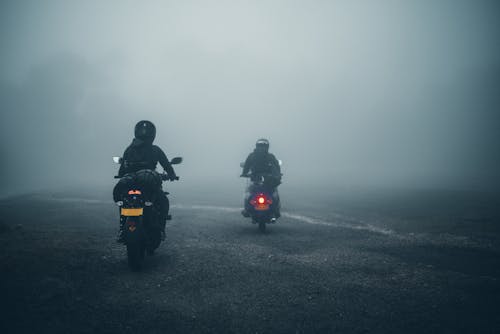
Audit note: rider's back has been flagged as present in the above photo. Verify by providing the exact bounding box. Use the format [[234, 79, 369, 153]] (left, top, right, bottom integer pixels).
[[120, 139, 164, 174], [244, 151, 280, 176]]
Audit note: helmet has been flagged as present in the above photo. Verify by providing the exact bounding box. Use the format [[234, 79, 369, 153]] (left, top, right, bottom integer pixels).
[[134, 120, 156, 142], [255, 138, 269, 153]]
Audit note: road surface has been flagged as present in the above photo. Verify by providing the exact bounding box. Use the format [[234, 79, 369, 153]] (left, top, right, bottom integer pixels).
[[1, 189, 499, 333]]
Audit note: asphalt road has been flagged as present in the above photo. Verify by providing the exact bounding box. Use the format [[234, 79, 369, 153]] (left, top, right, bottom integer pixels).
[[1, 189, 499, 333]]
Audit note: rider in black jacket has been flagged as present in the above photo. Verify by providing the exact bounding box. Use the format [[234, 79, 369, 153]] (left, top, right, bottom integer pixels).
[[113, 120, 177, 241], [241, 138, 282, 218]]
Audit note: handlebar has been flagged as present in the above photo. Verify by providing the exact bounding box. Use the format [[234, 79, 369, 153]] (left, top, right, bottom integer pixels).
[[160, 174, 180, 181]]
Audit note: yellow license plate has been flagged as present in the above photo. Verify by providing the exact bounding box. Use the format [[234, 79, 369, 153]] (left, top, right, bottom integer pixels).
[[121, 208, 143, 216], [255, 204, 270, 211]]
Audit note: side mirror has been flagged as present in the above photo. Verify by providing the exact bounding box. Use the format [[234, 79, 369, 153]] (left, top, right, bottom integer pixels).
[[278, 159, 283, 166], [113, 156, 122, 164], [239, 162, 245, 168], [171, 157, 183, 165]]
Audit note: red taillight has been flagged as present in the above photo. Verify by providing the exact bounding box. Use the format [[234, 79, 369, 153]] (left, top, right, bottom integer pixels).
[[250, 194, 272, 206], [128, 190, 141, 195]]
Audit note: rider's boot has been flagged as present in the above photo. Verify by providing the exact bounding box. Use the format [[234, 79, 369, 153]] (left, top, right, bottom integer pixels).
[[116, 218, 125, 243], [271, 207, 281, 223], [160, 215, 171, 241]]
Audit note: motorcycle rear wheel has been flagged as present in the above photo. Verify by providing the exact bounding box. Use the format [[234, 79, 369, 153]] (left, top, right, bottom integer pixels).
[[127, 244, 145, 271]]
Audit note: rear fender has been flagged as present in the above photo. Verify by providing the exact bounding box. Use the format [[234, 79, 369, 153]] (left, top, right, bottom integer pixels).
[[124, 216, 145, 244], [247, 191, 275, 223], [250, 207, 272, 222], [143, 206, 161, 230], [252, 213, 272, 224]]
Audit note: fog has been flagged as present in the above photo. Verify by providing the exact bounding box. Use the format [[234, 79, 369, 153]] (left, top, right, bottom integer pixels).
[[1, 0, 499, 196]]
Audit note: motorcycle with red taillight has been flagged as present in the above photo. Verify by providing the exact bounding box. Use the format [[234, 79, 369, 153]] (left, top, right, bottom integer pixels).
[[113, 156, 182, 271], [240, 170, 282, 232]]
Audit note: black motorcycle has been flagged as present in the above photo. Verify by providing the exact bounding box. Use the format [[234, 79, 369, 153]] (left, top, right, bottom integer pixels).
[[241, 171, 281, 232], [113, 156, 182, 271]]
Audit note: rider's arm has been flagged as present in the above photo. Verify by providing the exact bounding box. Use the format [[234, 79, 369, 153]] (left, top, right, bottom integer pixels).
[[118, 164, 125, 177], [242, 153, 253, 175], [155, 146, 177, 180], [117, 147, 130, 177], [270, 154, 281, 176]]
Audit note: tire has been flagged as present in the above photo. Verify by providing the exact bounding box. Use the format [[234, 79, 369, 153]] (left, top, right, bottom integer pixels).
[[146, 230, 161, 256], [258, 220, 266, 233], [127, 243, 145, 271]]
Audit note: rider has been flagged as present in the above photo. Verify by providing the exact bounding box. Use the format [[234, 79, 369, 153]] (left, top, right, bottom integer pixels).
[[113, 120, 178, 242], [240, 138, 282, 219]]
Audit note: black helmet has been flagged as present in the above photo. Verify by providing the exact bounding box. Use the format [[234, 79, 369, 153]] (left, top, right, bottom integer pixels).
[[255, 138, 269, 153], [134, 120, 156, 142]]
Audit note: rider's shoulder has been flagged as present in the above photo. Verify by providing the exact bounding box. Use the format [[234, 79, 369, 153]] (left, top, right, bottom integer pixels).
[[151, 144, 165, 152], [268, 153, 278, 160], [123, 144, 133, 155]]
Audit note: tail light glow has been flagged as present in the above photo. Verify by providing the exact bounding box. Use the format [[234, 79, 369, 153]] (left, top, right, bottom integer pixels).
[[250, 193, 273, 206]]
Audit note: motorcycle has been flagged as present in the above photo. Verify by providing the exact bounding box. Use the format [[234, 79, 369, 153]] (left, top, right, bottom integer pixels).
[[113, 156, 182, 271], [240, 162, 282, 232]]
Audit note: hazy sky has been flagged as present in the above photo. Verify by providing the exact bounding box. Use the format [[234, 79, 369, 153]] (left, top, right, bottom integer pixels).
[[1, 0, 499, 195]]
